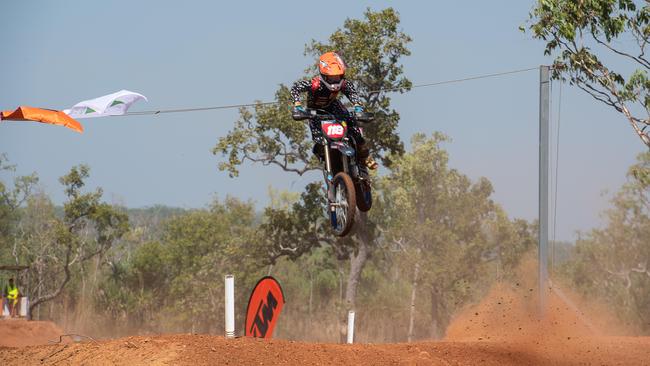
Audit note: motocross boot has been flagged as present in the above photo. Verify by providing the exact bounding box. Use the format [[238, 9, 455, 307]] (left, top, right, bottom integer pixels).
[[364, 156, 378, 170], [357, 142, 378, 170]]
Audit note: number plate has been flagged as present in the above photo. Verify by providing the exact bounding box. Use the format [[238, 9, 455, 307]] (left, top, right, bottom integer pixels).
[[322, 122, 347, 139]]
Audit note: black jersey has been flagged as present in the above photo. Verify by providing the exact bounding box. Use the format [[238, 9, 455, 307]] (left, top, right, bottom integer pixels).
[[290, 77, 362, 109]]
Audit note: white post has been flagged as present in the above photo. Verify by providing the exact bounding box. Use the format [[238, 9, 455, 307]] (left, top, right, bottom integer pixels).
[[347, 310, 355, 344], [20, 297, 28, 317], [225, 275, 235, 338]]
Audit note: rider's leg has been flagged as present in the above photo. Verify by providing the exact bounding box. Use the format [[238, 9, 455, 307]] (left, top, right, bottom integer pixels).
[[354, 136, 377, 170], [309, 120, 325, 161], [355, 138, 377, 170]]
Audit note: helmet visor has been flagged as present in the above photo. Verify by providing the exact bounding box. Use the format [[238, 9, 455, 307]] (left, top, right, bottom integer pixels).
[[324, 75, 342, 84]]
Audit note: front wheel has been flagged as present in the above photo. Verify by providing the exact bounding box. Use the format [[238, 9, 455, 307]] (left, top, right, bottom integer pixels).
[[330, 172, 356, 237]]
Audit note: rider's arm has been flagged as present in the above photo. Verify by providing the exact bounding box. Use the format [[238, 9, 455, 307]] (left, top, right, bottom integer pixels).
[[342, 80, 362, 107], [290, 80, 311, 106]]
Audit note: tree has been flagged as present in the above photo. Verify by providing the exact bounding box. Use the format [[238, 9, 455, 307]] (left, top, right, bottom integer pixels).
[[0, 153, 38, 263], [27, 165, 129, 318], [15, 192, 58, 320], [97, 197, 262, 333], [526, 0, 650, 148], [378, 133, 499, 338], [213, 8, 412, 340], [489, 208, 538, 280], [562, 151, 650, 332]]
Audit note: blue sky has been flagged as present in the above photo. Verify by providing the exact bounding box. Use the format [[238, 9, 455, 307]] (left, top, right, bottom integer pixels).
[[0, 1, 645, 241]]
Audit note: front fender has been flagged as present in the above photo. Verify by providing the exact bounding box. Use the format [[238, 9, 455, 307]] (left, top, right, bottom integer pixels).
[[331, 141, 355, 157]]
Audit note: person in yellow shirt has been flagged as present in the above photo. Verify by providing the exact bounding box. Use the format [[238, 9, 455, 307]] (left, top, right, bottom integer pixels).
[[3, 278, 20, 318]]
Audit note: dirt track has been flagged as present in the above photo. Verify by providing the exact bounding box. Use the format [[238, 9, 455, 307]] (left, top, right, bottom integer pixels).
[[2, 283, 650, 365], [2, 333, 650, 365], [0, 319, 65, 347]]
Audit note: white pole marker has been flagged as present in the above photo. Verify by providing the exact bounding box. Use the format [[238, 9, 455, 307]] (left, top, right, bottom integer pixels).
[[347, 310, 355, 344], [225, 275, 235, 338], [20, 297, 28, 317]]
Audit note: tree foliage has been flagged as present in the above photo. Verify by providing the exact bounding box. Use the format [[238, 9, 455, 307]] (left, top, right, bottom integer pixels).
[[377, 133, 536, 337], [526, 0, 650, 147], [561, 152, 650, 332], [35, 166, 126, 316], [0, 154, 38, 260], [4, 164, 130, 318], [96, 197, 263, 333]]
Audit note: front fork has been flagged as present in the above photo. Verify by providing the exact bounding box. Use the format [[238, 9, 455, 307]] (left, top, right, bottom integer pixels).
[[322, 144, 339, 224], [323, 144, 335, 202], [323, 143, 355, 197]]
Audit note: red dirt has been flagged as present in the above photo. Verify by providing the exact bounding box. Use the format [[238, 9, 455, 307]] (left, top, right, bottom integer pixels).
[[446, 283, 597, 342], [1, 333, 649, 365], [0, 319, 63, 347], [2, 280, 650, 365]]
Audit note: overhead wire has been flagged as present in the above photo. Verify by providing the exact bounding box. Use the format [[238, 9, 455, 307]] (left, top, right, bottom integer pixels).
[[379, 66, 539, 92], [124, 101, 278, 116], [120, 66, 539, 117]]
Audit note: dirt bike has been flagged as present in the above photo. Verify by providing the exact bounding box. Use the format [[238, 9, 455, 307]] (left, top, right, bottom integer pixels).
[[292, 108, 374, 237]]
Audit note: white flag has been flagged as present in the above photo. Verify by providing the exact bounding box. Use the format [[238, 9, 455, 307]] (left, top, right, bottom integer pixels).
[[64, 90, 147, 119]]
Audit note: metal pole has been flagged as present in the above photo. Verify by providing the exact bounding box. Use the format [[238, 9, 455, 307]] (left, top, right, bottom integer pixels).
[[539, 65, 550, 317]]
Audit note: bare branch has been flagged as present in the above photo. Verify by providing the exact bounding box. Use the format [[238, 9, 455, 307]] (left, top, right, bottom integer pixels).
[[591, 30, 650, 69], [242, 150, 316, 176], [29, 240, 74, 315], [575, 83, 620, 110], [278, 244, 298, 253]]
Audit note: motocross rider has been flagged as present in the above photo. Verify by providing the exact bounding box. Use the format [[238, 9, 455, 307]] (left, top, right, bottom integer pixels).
[[291, 51, 377, 170]]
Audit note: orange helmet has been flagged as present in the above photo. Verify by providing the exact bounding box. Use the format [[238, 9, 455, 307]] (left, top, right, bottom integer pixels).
[[318, 52, 346, 91]]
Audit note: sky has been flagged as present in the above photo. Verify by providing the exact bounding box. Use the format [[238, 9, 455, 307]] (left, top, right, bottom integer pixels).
[[0, 1, 646, 241]]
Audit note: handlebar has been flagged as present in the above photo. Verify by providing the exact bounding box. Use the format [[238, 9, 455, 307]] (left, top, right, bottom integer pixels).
[[291, 109, 316, 121], [292, 108, 374, 123], [355, 112, 374, 123]]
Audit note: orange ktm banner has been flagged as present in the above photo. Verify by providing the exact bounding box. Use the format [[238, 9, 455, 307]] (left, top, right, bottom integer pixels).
[[245, 276, 285, 338], [1, 106, 84, 133]]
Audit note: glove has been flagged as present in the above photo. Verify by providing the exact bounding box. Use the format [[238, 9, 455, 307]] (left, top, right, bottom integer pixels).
[[292, 104, 307, 121], [294, 104, 306, 113], [354, 105, 364, 114]]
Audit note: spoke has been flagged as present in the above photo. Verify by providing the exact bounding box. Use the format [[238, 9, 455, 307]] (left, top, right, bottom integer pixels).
[[335, 181, 348, 228]]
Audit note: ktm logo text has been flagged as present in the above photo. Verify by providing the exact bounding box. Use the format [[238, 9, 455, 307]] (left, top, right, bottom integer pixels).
[[249, 291, 278, 337]]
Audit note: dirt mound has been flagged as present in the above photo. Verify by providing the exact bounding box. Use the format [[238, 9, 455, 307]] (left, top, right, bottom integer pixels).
[[2, 333, 650, 365], [445, 282, 598, 342], [445, 257, 628, 343], [0, 319, 63, 347]]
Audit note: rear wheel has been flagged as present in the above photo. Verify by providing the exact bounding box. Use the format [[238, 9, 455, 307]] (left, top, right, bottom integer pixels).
[[330, 172, 356, 237]]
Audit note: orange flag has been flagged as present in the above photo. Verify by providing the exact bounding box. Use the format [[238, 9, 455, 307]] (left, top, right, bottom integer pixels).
[[1, 106, 84, 133]]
